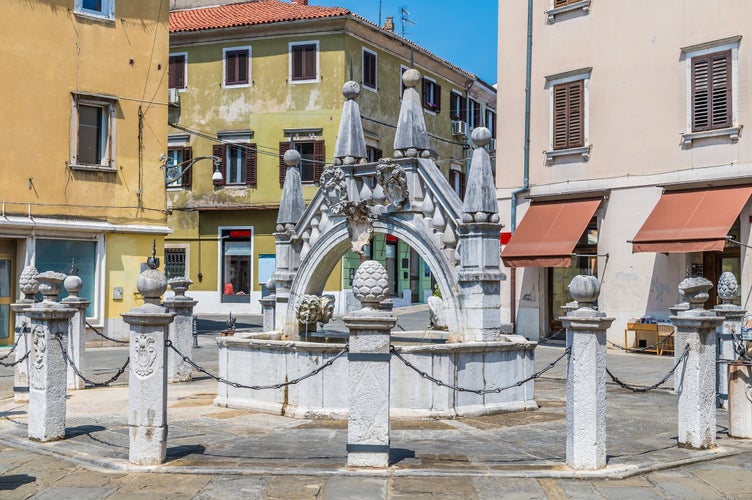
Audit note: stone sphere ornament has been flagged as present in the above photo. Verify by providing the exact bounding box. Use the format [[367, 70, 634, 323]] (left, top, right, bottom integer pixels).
[[19, 265, 39, 301], [402, 68, 421, 88], [717, 272, 739, 304], [352, 260, 389, 308], [63, 273, 83, 298], [471, 126, 492, 147], [342, 80, 360, 99], [568, 275, 600, 309], [283, 149, 301, 167]]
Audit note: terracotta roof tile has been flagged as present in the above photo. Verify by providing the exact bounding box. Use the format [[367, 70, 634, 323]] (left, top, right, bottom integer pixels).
[[170, 1, 351, 33]]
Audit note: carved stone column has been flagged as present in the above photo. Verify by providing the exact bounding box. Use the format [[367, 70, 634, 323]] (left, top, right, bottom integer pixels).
[[61, 272, 90, 391], [26, 271, 75, 442], [11, 265, 39, 402], [560, 275, 614, 470], [670, 277, 724, 450], [343, 260, 396, 468], [122, 249, 175, 465], [163, 277, 197, 383], [713, 272, 745, 409]]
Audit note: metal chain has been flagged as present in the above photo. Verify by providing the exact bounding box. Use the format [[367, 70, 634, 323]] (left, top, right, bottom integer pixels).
[[165, 339, 349, 390], [606, 344, 689, 393], [606, 330, 675, 353], [54, 334, 130, 387], [0, 348, 29, 368], [390, 345, 571, 395], [86, 320, 128, 344], [0, 330, 25, 361]]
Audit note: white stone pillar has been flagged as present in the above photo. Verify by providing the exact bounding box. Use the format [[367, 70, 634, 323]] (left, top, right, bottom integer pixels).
[[61, 274, 90, 391], [728, 362, 752, 438], [670, 277, 724, 450], [259, 295, 276, 332], [122, 250, 175, 465], [343, 261, 396, 468], [714, 272, 745, 409], [163, 277, 197, 383], [560, 275, 614, 470], [12, 266, 39, 403], [26, 271, 75, 442]]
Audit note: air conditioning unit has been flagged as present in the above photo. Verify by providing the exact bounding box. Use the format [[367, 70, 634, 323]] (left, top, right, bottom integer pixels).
[[451, 120, 467, 136], [168, 88, 180, 106]]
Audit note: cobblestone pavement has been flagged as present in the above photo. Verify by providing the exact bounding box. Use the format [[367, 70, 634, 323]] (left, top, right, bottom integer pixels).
[[0, 309, 750, 499]]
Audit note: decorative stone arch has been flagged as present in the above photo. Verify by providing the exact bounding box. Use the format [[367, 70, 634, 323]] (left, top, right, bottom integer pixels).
[[284, 215, 460, 336]]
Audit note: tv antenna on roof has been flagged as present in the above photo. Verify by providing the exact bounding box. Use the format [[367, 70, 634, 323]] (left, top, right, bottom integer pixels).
[[400, 6, 415, 38]]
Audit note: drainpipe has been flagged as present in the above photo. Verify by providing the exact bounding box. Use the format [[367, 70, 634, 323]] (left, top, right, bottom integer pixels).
[[509, 0, 534, 326]]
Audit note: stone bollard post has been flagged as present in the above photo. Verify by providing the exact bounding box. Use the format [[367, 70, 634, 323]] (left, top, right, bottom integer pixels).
[[11, 266, 39, 402], [26, 271, 76, 442], [713, 272, 745, 409], [343, 260, 396, 468], [670, 277, 724, 449], [560, 275, 614, 470], [670, 277, 691, 392], [61, 273, 90, 391], [728, 362, 752, 438], [121, 248, 175, 465], [163, 277, 197, 383]]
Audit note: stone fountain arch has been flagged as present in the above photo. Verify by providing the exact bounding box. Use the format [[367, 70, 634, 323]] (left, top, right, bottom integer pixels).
[[284, 216, 461, 335]]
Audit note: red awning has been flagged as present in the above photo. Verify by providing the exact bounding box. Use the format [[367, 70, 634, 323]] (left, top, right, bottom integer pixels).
[[501, 198, 601, 268], [631, 187, 752, 253]]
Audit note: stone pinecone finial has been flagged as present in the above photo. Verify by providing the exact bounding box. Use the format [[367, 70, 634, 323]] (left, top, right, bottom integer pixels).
[[19, 266, 39, 302], [352, 260, 389, 308], [717, 272, 738, 305]]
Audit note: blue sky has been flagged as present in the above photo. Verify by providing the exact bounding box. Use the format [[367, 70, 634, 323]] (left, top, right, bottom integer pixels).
[[315, 0, 498, 84]]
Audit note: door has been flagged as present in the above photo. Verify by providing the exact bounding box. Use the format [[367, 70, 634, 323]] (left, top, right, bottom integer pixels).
[[703, 246, 741, 306], [0, 256, 13, 346], [409, 248, 420, 303]]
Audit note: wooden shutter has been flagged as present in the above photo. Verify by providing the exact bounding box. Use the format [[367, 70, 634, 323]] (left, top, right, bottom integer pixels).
[[692, 50, 731, 132], [279, 142, 291, 184], [553, 80, 584, 150], [458, 171, 466, 201], [244, 143, 257, 186], [182, 147, 193, 188], [313, 140, 326, 183], [291, 46, 303, 80], [213, 144, 225, 185], [226, 53, 236, 85], [169, 55, 185, 89], [421, 78, 429, 108], [303, 45, 316, 80], [238, 50, 248, 84], [434, 83, 442, 113]]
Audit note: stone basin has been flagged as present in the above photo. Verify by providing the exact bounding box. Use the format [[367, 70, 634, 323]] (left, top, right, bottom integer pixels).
[[215, 333, 538, 419]]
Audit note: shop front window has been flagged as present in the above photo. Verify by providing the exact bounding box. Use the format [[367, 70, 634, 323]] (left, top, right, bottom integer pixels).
[[36, 239, 97, 317], [221, 229, 252, 303]]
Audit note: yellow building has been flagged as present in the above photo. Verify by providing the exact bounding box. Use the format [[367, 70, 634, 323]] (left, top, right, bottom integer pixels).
[[0, 0, 171, 342], [167, 0, 496, 315]]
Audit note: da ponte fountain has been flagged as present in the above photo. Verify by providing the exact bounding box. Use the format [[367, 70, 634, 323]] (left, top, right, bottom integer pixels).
[[215, 72, 536, 418]]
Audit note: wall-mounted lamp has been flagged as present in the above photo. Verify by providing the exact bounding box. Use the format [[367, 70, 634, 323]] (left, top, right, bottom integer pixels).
[[163, 155, 223, 186]]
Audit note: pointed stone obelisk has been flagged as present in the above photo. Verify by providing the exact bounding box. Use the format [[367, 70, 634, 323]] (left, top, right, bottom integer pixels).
[[393, 69, 430, 158], [333, 81, 367, 166]]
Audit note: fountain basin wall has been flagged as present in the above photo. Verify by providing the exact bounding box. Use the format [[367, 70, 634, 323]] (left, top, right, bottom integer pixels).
[[215, 334, 538, 419]]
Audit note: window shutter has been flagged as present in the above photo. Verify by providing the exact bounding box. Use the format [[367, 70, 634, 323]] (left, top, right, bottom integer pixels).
[[304, 45, 316, 80], [213, 144, 225, 185], [226, 53, 236, 85], [434, 83, 442, 112], [239, 50, 249, 84], [182, 147, 193, 188], [459, 171, 466, 201], [279, 142, 291, 184], [245, 143, 257, 186], [170, 55, 185, 89], [313, 140, 326, 183], [567, 80, 584, 147], [692, 50, 731, 131]]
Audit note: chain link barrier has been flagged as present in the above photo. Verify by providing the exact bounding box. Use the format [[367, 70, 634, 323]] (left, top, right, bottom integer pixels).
[[390, 345, 571, 395], [165, 339, 349, 390], [0, 348, 29, 368], [606, 344, 689, 393], [86, 320, 128, 344], [0, 330, 25, 361], [606, 330, 675, 353], [54, 334, 129, 387]]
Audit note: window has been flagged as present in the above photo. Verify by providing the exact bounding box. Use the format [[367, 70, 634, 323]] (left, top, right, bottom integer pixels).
[[422, 77, 441, 112], [164, 248, 187, 280], [400, 65, 409, 97], [485, 109, 496, 137], [75, 0, 114, 20], [220, 228, 252, 303], [212, 143, 257, 186], [552, 81, 584, 150], [279, 140, 325, 184], [366, 145, 383, 163], [169, 53, 187, 90], [290, 41, 318, 82], [449, 168, 466, 201], [36, 239, 97, 317], [555, 0, 584, 6], [166, 147, 192, 189], [681, 37, 740, 145], [362, 48, 377, 90], [691, 51, 731, 132], [71, 94, 115, 169], [224, 47, 250, 87], [546, 0, 590, 23], [450, 91, 466, 121], [467, 98, 481, 129]]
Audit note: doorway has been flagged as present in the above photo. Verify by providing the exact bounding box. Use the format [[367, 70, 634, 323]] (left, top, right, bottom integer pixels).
[[703, 245, 741, 307], [0, 254, 13, 346]]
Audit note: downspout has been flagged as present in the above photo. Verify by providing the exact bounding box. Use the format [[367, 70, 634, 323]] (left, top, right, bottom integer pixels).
[[509, 0, 533, 325]]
